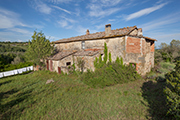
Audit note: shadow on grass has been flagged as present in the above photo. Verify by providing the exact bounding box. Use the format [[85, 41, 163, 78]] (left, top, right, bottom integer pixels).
[[141, 80, 174, 120], [0, 80, 12, 87], [0, 88, 33, 120]]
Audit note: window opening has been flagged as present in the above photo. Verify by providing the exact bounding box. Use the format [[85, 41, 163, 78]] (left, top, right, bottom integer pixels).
[[82, 41, 85, 49], [66, 62, 71, 66]]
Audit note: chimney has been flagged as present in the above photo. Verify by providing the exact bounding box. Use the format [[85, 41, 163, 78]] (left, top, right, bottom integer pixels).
[[138, 28, 143, 36], [86, 29, 90, 35], [105, 24, 111, 36]]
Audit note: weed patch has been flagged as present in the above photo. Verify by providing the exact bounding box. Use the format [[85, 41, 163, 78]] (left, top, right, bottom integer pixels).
[[81, 63, 141, 88]]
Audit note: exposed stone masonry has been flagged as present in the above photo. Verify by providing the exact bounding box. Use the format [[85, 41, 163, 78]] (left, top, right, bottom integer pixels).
[[47, 24, 156, 75]]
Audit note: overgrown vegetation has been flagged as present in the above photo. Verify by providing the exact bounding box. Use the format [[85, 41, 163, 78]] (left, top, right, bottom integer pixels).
[[76, 57, 85, 73], [81, 42, 141, 88], [81, 63, 141, 88], [145, 39, 180, 119], [164, 61, 180, 119], [155, 39, 180, 63]]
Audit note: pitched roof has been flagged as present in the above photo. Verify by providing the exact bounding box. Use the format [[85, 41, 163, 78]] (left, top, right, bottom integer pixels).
[[54, 26, 156, 43], [48, 51, 77, 60]]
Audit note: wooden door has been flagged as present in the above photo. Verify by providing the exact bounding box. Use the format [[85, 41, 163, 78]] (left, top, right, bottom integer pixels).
[[50, 60, 53, 71], [58, 67, 61, 74], [46, 60, 49, 70]]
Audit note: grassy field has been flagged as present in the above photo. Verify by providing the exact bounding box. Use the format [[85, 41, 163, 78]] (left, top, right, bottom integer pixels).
[[0, 70, 172, 120]]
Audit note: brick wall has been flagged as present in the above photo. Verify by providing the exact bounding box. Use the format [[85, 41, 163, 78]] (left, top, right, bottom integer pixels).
[[126, 37, 141, 53], [150, 42, 155, 52]]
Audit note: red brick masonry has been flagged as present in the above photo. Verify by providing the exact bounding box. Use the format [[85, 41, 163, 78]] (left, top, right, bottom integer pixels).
[[126, 37, 141, 53]]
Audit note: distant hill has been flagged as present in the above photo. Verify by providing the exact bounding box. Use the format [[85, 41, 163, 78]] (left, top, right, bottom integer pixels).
[[0, 42, 28, 53]]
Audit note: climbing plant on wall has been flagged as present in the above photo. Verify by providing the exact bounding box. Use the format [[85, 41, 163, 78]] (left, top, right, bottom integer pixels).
[[94, 42, 112, 69]]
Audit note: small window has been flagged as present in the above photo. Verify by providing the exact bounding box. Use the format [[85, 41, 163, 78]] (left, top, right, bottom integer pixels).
[[66, 62, 71, 66], [82, 41, 85, 49]]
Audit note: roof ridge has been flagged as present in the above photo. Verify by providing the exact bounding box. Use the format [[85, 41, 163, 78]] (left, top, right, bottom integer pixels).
[[53, 25, 156, 43]]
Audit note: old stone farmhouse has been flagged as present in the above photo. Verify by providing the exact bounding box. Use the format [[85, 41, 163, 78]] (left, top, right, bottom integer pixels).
[[47, 24, 156, 75]]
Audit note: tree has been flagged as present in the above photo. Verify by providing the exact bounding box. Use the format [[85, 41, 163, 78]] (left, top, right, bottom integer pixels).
[[11, 56, 21, 65], [164, 61, 180, 119], [170, 39, 180, 49], [25, 31, 54, 67], [103, 42, 108, 63]]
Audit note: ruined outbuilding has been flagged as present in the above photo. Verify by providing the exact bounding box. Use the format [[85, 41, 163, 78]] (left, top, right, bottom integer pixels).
[[47, 24, 156, 75]]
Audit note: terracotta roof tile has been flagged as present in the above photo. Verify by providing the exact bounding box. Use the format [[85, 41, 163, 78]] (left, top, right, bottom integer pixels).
[[143, 36, 157, 41], [48, 51, 77, 60], [54, 26, 137, 43], [54, 26, 156, 43]]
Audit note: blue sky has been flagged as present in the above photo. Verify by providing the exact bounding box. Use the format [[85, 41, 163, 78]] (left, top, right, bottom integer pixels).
[[0, 0, 180, 46]]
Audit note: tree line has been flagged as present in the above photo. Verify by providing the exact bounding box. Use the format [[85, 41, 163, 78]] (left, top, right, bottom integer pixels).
[[154, 39, 180, 119]]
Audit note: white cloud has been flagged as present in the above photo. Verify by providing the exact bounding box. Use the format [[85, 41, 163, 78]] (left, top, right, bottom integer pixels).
[[76, 26, 89, 35], [92, 0, 122, 7], [95, 24, 105, 30], [74, 8, 80, 16], [61, 16, 76, 23], [108, 19, 116, 22], [57, 16, 76, 29], [9, 28, 32, 35], [35, 2, 52, 14], [18, 39, 23, 42], [76, 26, 98, 36], [147, 32, 180, 46], [140, 12, 180, 31], [139, 12, 180, 46], [0, 8, 45, 42], [57, 20, 68, 27], [46, 35, 59, 41], [89, 7, 120, 17], [87, 0, 122, 17], [125, 2, 168, 21], [0, 31, 31, 42], [45, 0, 72, 4], [0, 8, 27, 29], [52, 5, 71, 14]]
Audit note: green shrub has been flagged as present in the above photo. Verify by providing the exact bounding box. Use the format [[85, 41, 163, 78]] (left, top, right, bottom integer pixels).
[[160, 62, 175, 70], [81, 62, 141, 88], [109, 52, 112, 63], [164, 61, 180, 119], [103, 43, 108, 63], [1, 62, 33, 72]]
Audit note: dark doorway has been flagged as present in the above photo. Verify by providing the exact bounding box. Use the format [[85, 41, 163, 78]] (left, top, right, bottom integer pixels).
[[58, 67, 61, 74], [50, 60, 53, 71], [46, 60, 49, 70]]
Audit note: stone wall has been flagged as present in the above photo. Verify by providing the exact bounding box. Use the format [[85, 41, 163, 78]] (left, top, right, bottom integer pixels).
[[73, 54, 99, 72], [55, 42, 82, 51], [51, 55, 73, 73], [53, 36, 154, 75]]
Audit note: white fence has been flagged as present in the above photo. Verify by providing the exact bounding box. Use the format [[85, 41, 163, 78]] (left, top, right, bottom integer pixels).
[[0, 66, 33, 78]]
